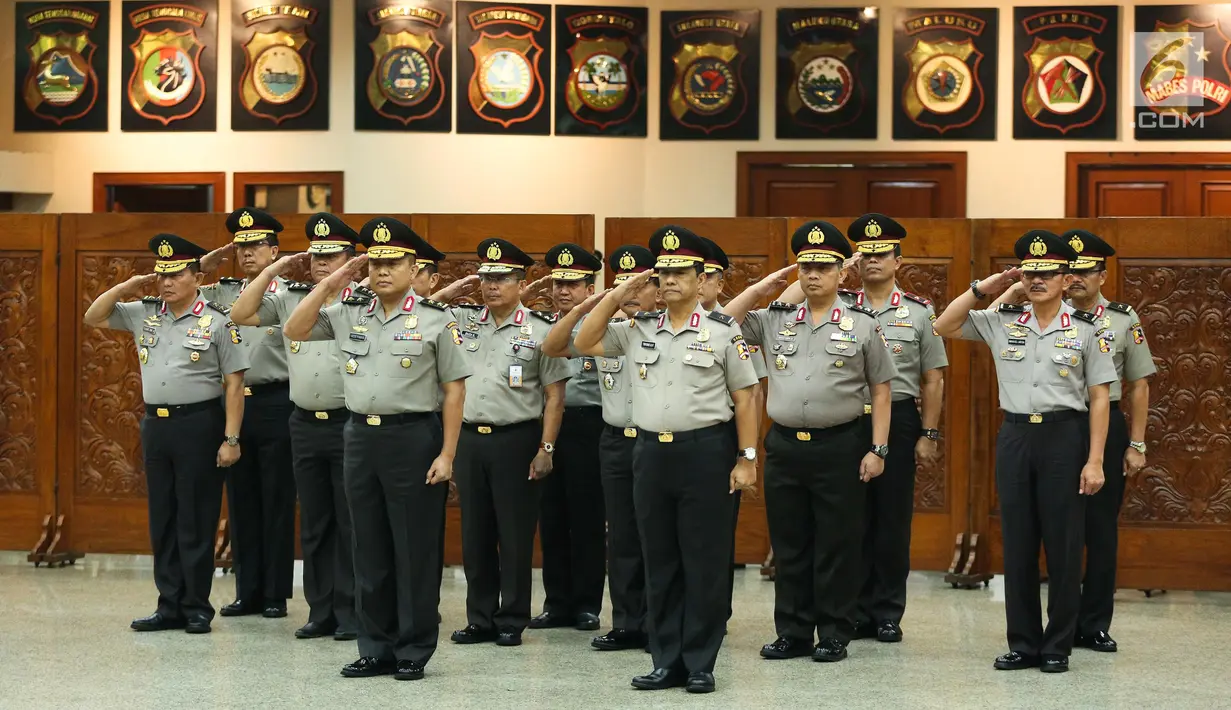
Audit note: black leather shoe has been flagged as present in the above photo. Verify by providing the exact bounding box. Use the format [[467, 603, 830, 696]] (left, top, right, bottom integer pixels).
[[529, 611, 573, 629], [1076, 631, 1118, 652], [340, 657, 395, 678], [333, 629, 359, 641], [219, 599, 262, 617], [760, 636, 814, 659], [185, 616, 212, 634], [631, 668, 687, 690], [1040, 655, 1069, 673], [262, 602, 288, 618], [130, 612, 186, 632], [394, 660, 425, 681], [592, 629, 647, 651], [812, 638, 848, 662], [575, 612, 601, 631], [496, 628, 523, 646], [994, 651, 1041, 670], [686, 672, 715, 694], [451, 624, 498, 644], [851, 619, 877, 640], [877, 620, 903, 643], [295, 620, 337, 639]]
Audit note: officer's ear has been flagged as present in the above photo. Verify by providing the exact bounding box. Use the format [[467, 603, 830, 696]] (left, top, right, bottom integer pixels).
[[269, 244, 280, 260], [428, 271, 442, 291], [1098, 269, 1108, 288]]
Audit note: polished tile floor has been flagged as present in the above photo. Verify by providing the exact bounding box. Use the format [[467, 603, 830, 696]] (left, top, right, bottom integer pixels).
[[1, 551, 1228, 709]]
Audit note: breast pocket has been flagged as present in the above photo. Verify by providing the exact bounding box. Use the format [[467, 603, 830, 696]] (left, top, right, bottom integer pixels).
[[885, 328, 917, 356], [599, 358, 623, 393], [390, 340, 424, 377], [996, 348, 1027, 383], [770, 342, 798, 376], [505, 342, 536, 363], [682, 350, 716, 387], [340, 339, 370, 377], [824, 341, 861, 376], [261, 325, 284, 347], [181, 337, 216, 369], [631, 348, 659, 388]]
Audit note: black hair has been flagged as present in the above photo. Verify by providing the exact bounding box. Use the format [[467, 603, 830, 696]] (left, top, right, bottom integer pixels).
[[186, 263, 201, 274], [420, 263, 438, 275], [893, 245, 902, 258], [582, 275, 596, 286]]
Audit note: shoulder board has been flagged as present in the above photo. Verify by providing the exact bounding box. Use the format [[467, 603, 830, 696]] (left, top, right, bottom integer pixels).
[[837, 288, 859, 296], [707, 311, 735, 326], [530, 310, 558, 324], [849, 305, 877, 319], [768, 300, 795, 311], [342, 294, 373, 306], [219, 277, 243, 285], [453, 302, 482, 310], [141, 296, 162, 304], [997, 303, 1025, 313], [1107, 301, 1133, 314], [206, 301, 231, 315], [287, 281, 313, 292], [420, 298, 449, 311], [1071, 309, 1098, 324], [837, 290, 859, 305], [633, 310, 660, 320], [903, 291, 932, 306], [354, 285, 376, 298]]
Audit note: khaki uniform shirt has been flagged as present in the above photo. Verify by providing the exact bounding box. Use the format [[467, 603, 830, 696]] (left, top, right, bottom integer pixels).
[[304, 289, 471, 415], [454, 303, 572, 426], [563, 317, 603, 408], [255, 281, 360, 411], [713, 303, 768, 380], [200, 277, 290, 386], [599, 305, 759, 433], [107, 292, 249, 405], [742, 299, 897, 429], [567, 317, 636, 430], [960, 302, 1117, 414], [840, 286, 948, 400], [1080, 296, 1158, 402]]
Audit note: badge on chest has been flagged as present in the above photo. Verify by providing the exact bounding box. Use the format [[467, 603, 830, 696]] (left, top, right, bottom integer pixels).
[[509, 364, 523, 388]]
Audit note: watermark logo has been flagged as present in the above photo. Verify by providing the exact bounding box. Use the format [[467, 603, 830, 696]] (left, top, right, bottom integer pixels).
[[1132, 30, 1228, 129]]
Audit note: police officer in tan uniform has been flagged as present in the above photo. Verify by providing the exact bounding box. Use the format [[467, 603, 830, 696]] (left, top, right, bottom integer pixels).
[[533, 243, 608, 632], [723, 221, 896, 663], [284, 218, 470, 681], [449, 238, 571, 648], [542, 245, 658, 652], [229, 213, 364, 641], [200, 207, 297, 619], [934, 229, 1116, 673], [84, 234, 249, 634], [574, 226, 760, 694]]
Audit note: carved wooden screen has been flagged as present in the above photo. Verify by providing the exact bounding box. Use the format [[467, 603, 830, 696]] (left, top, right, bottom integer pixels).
[[604, 217, 789, 564], [57, 214, 230, 552], [411, 214, 596, 566], [0, 216, 59, 550]]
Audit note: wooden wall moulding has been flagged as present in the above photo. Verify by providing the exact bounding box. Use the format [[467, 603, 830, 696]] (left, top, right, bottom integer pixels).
[[232, 171, 345, 215], [92, 172, 227, 213]]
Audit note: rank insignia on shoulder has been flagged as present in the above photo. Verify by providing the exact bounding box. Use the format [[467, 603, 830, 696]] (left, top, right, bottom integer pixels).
[[633, 310, 659, 320], [998, 303, 1025, 313], [354, 286, 377, 298], [849, 304, 876, 318], [287, 281, 313, 292], [706, 311, 734, 326], [768, 301, 795, 311], [207, 301, 231, 315], [903, 291, 932, 306], [530, 310, 558, 323], [421, 298, 449, 310], [454, 302, 482, 309], [218, 277, 243, 285], [1072, 309, 1098, 324], [342, 294, 372, 306], [1107, 301, 1133, 314], [141, 296, 162, 304]]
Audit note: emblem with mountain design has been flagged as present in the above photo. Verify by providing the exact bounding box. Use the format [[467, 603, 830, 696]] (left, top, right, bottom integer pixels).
[[18, 3, 108, 129], [776, 9, 875, 139], [792, 43, 855, 114]]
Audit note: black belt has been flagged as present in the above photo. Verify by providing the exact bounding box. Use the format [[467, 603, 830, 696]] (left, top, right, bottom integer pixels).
[[636, 421, 728, 444], [348, 411, 435, 427], [772, 417, 861, 442], [565, 405, 603, 415], [145, 401, 219, 418], [462, 419, 539, 435], [295, 406, 348, 422], [244, 381, 289, 397], [604, 424, 639, 439], [1003, 410, 1084, 424]]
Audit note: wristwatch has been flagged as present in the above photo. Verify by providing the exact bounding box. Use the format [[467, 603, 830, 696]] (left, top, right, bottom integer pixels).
[[870, 444, 889, 459], [1128, 441, 1147, 454], [921, 429, 941, 441], [540, 442, 555, 454], [969, 280, 987, 300], [224, 435, 240, 447], [739, 447, 757, 462]]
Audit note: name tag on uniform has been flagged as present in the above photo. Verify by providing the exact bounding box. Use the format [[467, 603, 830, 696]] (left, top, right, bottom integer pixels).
[[1054, 337, 1082, 350], [349, 333, 367, 341], [508, 364, 523, 388], [640, 341, 656, 349], [830, 332, 857, 343], [1007, 337, 1026, 346], [462, 330, 478, 339]]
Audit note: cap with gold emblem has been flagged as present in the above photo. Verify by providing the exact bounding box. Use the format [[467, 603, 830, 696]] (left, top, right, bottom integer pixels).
[[609, 245, 654, 283], [847, 213, 906, 254], [476, 238, 535, 274], [1062, 229, 1114, 271], [1016, 229, 1079, 272], [305, 213, 360, 254], [791, 220, 850, 264], [149, 234, 209, 274], [361, 217, 427, 260], [545, 242, 602, 281], [416, 240, 446, 269], [226, 207, 283, 244], [700, 237, 729, 274], [649, 225, 706, 269]]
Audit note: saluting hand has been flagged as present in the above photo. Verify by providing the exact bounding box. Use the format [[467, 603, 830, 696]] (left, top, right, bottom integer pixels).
[[1079, 462, 1105, 495], [199, 243, 235, 274], [608, 269, 653, 301], [520, 274, 553, 303], [1124, 448, 1146, 477], [842, 252, 863, 271], [859, 452, 885, 482], [270, 251, 310, 276], [426, 454, 453, 485], [576, 290, 609, 315], [217, 442, 240, 468], [977, 267, 1023, 297], [431, 274, 480, 302], [529, 450, 553, 480], [119, 273, 158, 298], [757, 264, 798, 296], [325, 255, 368, 289]]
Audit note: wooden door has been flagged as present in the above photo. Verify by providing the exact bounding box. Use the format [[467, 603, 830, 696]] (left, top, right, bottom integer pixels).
[[1067, 153, 1231, 216], [974, 218, 1231, 591], [738, 152, 967, 219], [410, 214, 597, 567], [604, 217, 789, 564], [92, 173, 227, 213], [0, 216, 59, 550], [57, 214, 230, 553]]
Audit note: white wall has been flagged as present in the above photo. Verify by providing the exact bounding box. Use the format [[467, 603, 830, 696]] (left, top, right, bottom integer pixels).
[[3, 0, 1229, 247]]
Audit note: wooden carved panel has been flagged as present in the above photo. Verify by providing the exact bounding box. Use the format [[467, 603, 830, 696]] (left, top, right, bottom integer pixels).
[[0, 254, 40, 492], [1121, 263, 1231, 525], [77, 254, 156, 497], [719, 257, 768, 302]]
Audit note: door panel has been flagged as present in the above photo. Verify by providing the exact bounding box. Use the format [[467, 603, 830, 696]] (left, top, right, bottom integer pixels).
[[865, 176, 946, 218], [1184, 171, 1231, 216], [1070, 157, 1231, 217], [1080, 169, 1184, 216], [753, 168, 851, 217]]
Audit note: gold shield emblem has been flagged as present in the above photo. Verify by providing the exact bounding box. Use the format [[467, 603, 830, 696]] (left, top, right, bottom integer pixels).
[[670, 42, 739, 124], [1022, 36, 1103, 134], [368, 28, 443, 124], [128, 27, 206, 125], [903, 38, 981, 133], [468, 31, 545, 128], [240, 30, 313, 123]]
